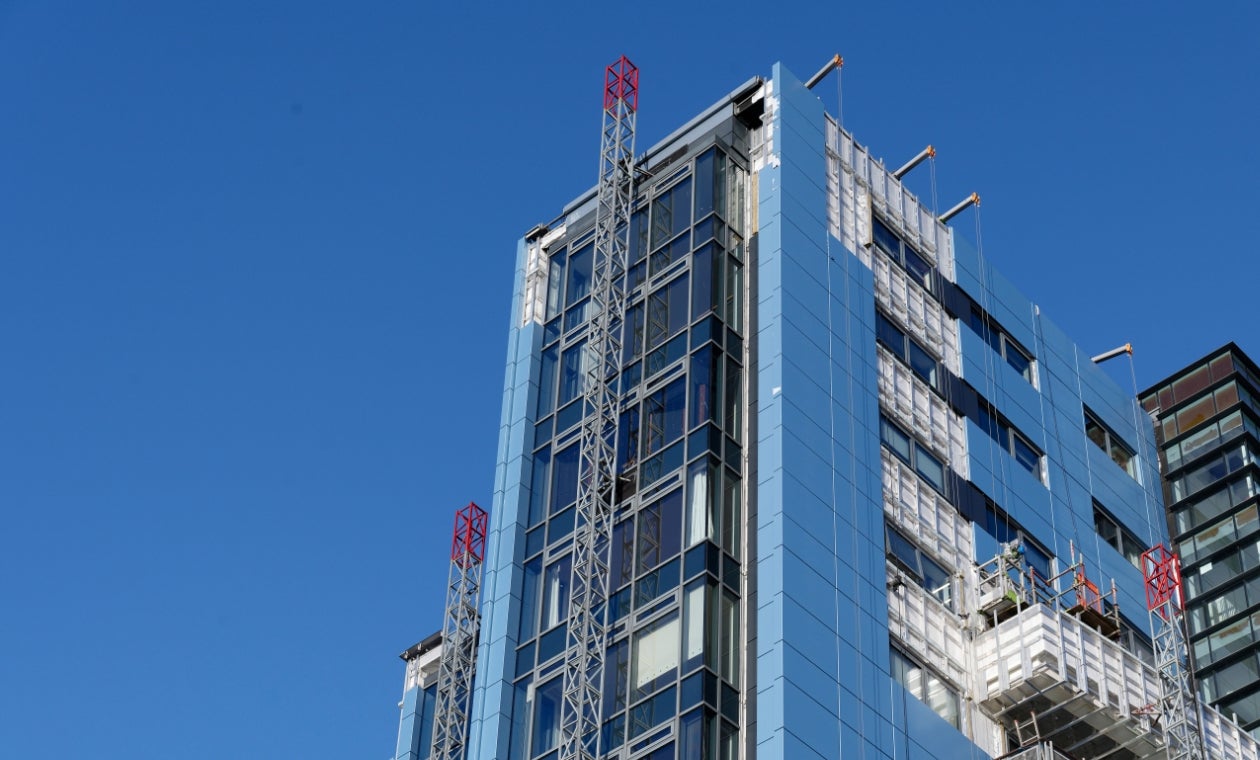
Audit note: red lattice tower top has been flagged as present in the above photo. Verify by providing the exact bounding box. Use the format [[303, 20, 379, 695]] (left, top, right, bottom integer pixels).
[[604, 56, 638, 112], [450, 501, 488, 567], [1141, 544, 1183, 619]]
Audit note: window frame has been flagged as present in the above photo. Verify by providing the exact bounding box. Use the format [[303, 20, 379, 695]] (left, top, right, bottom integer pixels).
[[1084, 407, 1139, 479], [1092, 500, 1147, 569], [880, 414, 948, 494], [889, 644, 961, 728], [875, 310, 939, 388], [977, 403, 1046, 484], [886, 522, 954, 610], [968, 306, 1036, 385], [872, 216, 937, 295]]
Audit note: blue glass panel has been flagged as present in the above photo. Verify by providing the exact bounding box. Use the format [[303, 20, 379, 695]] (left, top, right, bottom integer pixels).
[[515, 641, 535, 677], [537, 346, 558, 417], [528, 446, 550, 526], [566, 244, 592, 306], [694, 149, 715, 218], [551, 443, 579, 513], [876, 311, 904, 351], [531, 676, 564, 755], [518, 556, 542, 640], [543, 315, 561, 345], [525, 524, 545, 558], [548, 506, 574, 545], [555, 398, 583, 434], [560, 342, 585, 406], [907, 340, 937, 386]]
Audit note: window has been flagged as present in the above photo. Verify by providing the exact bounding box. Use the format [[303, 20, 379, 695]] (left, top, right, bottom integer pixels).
[[876, 310, 938, 387], [881, 415, 947, 494], [1084, 408, 1138, 479], [531, 676, 563, 756], [890, 646, 960, 728], [650, 176, 692, 252], [872, 217, 936, 293], [886, 523, 954, 609], [632, 611, 681, 700], [646, 275, 690, 351], [1181, 504, 1260, 567], [982, 501, 1053, 580], [1093, 501, 1146, 568], [1174, 473, 1260, 536], [637, 490, 683, 573], [1169, 442, 1255, 504], [1165, 409, 1247, 472], [976, 403, 1045, 483], [540, 554, 572, 631], [968, 306, 1035, 384]]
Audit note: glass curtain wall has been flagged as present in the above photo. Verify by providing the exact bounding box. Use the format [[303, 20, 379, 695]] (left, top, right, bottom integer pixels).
[[512, 140, 749, 760]]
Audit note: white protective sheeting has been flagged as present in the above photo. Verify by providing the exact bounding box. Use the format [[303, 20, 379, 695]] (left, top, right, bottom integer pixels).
[[877, 348, 968, 479], [881, 449, 972, 573], [825, 117, 955, 283]]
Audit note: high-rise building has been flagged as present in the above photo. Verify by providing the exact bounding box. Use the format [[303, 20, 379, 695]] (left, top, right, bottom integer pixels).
[[1141, 344, 1260, 736], [398, 60, 1260, 760]]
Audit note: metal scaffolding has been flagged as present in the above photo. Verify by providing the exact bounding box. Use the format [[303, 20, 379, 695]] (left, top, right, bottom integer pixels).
[[1141, 544, 1204, 760], [558, 55, 638, 760], [429, 502, 489, 760]]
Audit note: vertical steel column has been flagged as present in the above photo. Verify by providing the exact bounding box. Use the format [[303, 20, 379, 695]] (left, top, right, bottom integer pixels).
[[1141, 544, 1204, 760], [559, 55, 638, 760], [430, 502, 489, 760]]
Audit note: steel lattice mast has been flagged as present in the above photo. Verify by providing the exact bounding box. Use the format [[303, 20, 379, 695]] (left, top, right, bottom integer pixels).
[[429, 502, 489, 760], [1141, 544, 1204, 760], [558, 55, 638, 760]]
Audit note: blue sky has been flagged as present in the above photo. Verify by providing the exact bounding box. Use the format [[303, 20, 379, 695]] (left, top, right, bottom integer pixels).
[[1, 2, 1256, 758]]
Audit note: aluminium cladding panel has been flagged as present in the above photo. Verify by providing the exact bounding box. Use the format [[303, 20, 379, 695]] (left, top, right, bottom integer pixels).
[[395, 684, 436, 760], [754, 62, 984, 760], [467, 237, 540, 760], [953, 230, 1167, 622]]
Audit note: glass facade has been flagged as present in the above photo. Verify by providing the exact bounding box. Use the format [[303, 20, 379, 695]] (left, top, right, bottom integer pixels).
[[509, 141, 749, 760], [1142, 344, 1260, 734]]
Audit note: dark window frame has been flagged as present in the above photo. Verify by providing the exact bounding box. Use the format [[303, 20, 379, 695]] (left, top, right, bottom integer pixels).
[[1084, 407, 1139, 479], [872, 216, 937, 295], [889, 644, 960, 728], [880, 414, 947, 495], [968, 306, 1035, 385], [977, 403, 1045, 484], [886, 522, 954, 610], [876, 310, 939, 389], [1092, 500, 1147, 569]]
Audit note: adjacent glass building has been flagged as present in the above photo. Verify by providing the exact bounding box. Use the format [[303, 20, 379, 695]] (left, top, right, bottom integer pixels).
[[1142, 344, 1260, 736], [395, 62, 1260, 759]]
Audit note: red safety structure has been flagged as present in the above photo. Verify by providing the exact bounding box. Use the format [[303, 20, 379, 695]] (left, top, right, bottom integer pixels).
[[430, 502, 490, 760], [450, 501, 489, 567], [603, 55, 639, 112], [1142, 543, 1183, 618], [1141, 544, 1202, 759]]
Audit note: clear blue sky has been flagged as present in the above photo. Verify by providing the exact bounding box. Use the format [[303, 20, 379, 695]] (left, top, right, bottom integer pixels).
[[1, 2, 1256, 758]]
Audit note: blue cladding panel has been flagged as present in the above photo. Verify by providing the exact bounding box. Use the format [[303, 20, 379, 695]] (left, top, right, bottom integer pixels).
[[959, 232, 1168, 638], [757, 62, 894, 759], [467, 238, 539, 760], [395, 684, 437, 760]]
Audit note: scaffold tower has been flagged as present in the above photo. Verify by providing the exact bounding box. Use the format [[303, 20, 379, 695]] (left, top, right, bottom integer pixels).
[[558, 55, 639, 760], [429, 501, 489, 760], [1141, 544, 1204, 760]]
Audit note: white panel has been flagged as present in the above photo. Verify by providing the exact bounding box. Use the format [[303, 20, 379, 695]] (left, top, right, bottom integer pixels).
[[633, 617, 680, 688]]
